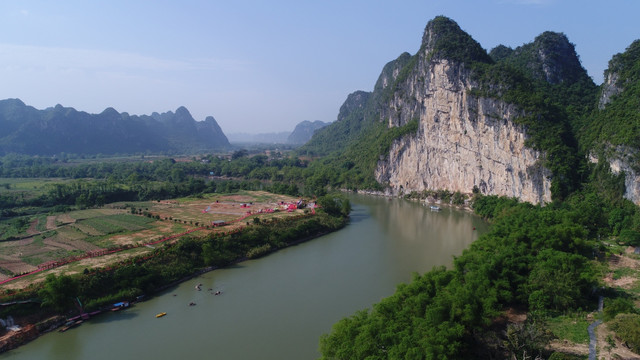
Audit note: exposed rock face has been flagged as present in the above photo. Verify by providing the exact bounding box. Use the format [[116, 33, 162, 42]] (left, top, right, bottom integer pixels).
[[608, 147, 640, 204], [593, 40, 640, 204], [598, 70, 622, 110], [517, 32, 585, 85], [374, 18, 552, 204], [590, 146, 640, 205], [597, 39, 639, 109]]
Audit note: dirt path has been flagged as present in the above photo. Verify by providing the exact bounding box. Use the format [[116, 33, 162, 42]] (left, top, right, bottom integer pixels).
[[45, 216, 57, 230], [25, 219, 38, 235], [596, 321, 640, 360]]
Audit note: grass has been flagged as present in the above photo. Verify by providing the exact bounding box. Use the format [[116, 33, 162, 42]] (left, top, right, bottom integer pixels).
[[56, 226, 87, 241], [0, 177, 70, 193], [613, 266, 638, 280], [22, 249, 85, 266], [80, 217, 129, 235], [32, 235, 44, 247], [108, 214, 155, 226], [67, 209, 120, 220], [0, 221, 28, 240], [71, 222, 104, 236], [546, 314, 590, 344]]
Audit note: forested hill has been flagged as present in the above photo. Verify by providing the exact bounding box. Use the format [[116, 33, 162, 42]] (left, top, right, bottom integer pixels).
[[286, 120, 330, 145], [584, 39, 640, 151], [579, 39, 640, 204], [318, 17, 640, 359], [297, 16, 608, 203], [0, 99, 230, 155]]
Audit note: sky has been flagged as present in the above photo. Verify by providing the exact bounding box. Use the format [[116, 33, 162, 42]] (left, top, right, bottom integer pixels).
[[1, 1, 638, 134]]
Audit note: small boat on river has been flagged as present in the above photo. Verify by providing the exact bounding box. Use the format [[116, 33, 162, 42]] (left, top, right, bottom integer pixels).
[[59, 320, 83, 332], [156, 312, 167, 318], [111, 301, 130, 312], [430, 205, 441, 211]]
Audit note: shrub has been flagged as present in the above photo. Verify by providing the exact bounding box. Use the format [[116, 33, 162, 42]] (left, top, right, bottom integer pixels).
[[609, 313, 640, 353], [603, 297, 637, 321]]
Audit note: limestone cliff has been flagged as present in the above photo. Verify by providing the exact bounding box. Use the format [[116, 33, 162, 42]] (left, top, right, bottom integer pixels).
[[592, 40, 640, 204], [597, 39, 639, 109], [594, 146, 640, 204], [598, 70, 622, 110], [374, 17, 553, 204]]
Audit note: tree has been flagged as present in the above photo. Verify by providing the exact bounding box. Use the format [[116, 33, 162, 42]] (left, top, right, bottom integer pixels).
[[317, 194, 351, 217], [502, 321, 552, 360], [39, 274, 80, 312]]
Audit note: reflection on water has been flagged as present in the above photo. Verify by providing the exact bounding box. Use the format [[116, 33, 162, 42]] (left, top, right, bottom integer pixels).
[[1, 194, 487, 360]]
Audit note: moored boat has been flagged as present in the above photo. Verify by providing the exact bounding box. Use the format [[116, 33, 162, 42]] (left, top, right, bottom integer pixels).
[[156, 312, 167, 318], [59, 320, 83, 332], [111, 301, 130, 312]]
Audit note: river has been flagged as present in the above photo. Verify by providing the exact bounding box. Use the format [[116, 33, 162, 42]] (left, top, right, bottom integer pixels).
[[1, 194, 488, 360]]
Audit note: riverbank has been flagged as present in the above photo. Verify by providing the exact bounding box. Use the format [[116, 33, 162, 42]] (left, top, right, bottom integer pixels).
[[0, 206, 349, 355], [343, 188, 476, 213]]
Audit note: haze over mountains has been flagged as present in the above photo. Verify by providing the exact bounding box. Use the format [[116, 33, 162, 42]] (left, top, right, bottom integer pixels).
[[0, 99, 229, 155], [227, 120, 330, 145], [0, 99, 330, 155]]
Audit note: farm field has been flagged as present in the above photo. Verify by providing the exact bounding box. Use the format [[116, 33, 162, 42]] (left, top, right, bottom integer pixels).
[[0, 191, 311, 289], [0, 177, 73, 198]]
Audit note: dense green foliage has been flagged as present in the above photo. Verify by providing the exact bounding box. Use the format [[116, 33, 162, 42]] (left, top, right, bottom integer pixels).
[[320, 192, 614, 359], [307, 119, 420, 192], [300, 90, 374, 157], [39, 274, 80, 312], [0, 154, 305, 219], [474, 31, 600, 200], [603, 297, 637, 321], [582, 40, 640, 154], [422, 16, 493, 65]]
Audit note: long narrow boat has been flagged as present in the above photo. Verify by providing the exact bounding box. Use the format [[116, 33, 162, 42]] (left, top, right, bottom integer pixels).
[[155, 312, 167, 318], [59, 320, 83, 332]]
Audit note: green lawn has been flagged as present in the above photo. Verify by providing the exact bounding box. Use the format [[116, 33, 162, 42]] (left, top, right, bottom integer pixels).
[[546, 314, 590, 344]]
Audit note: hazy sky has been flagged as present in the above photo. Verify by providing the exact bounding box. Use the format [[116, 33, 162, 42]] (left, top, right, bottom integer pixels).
[[1, 1, 638, 134]]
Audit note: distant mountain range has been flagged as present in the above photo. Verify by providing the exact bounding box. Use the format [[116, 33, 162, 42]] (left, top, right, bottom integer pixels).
[[0, 99, 230, 155], [227, 120, 330, 145]]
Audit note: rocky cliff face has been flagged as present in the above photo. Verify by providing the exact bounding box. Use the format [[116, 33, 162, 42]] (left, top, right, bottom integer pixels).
[[597, 40, 639, 109], [593, 40, 640, 204], [374, 18, 553, 204], [598, 71, 622, 110], [605, 147, 640, 204]]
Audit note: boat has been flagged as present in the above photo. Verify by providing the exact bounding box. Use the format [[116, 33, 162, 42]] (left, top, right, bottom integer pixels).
[[156, 312, 167, 318], [430, 205, 441, 211], [59, 319, 83, 332], [111, 301, 130, 312]]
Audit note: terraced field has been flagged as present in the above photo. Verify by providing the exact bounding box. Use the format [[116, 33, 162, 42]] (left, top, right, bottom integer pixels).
[[0, 191, 310, 289]]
